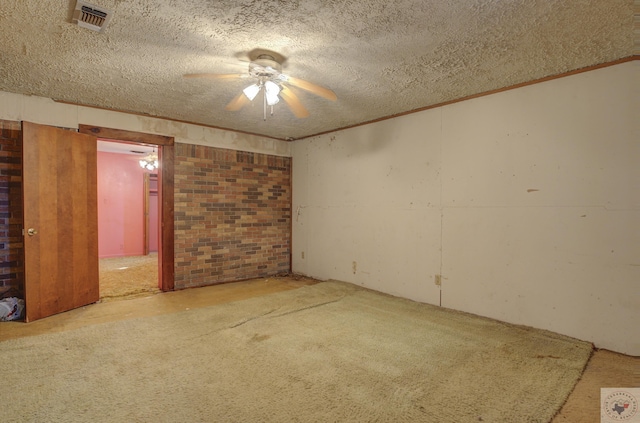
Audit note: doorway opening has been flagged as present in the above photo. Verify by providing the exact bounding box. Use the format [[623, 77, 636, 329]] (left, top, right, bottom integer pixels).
[[79, 124, 175, 294], [97, 140, 160, 301]]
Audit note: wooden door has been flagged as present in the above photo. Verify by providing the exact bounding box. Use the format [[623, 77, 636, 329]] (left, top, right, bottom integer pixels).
[[22, 122, 99, 322]]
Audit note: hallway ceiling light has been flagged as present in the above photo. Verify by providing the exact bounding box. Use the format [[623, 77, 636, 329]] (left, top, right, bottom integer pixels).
[[139, 149, 158, 171]]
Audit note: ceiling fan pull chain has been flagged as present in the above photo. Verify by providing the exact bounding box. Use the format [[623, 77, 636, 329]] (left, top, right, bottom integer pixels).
[[263, 87, 267, 121]]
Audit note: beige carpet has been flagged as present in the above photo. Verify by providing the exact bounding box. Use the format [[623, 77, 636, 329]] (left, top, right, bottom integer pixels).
[[0, 281, 592, 422], [99, 253, 160, 301]]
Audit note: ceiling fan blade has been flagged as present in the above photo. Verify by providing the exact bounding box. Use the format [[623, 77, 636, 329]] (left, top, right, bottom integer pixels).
[[280, 86, 310, 118], [184, 73, 246, 80], [284, 76, 337, 101], [225, 92, 250, 111]]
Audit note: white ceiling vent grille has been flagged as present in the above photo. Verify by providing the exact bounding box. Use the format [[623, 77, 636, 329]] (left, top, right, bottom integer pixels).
[[72, 1, 113, 33]]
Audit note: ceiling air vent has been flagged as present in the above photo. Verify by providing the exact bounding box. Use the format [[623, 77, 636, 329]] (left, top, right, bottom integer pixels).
[[72, 1, 113, 33]]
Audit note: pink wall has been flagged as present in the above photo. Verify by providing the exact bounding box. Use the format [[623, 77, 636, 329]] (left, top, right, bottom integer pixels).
[[97, 152, 146, 258]]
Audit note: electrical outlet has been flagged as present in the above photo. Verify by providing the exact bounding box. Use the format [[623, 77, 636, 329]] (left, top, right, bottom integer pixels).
[[434, 274, 441, 286], [301, 251, 305, 259]]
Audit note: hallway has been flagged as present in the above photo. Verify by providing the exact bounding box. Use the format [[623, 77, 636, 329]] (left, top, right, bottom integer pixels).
[[99, 253, 160, 301]]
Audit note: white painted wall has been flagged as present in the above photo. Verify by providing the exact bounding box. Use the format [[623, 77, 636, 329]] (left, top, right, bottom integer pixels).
[[292, 112, 443, 305], [0, 91, 291, 156], [292, 61, 639, 355]]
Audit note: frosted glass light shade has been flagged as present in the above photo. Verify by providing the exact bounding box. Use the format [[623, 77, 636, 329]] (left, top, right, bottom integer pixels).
[[243, 84, 261, 100], [139, 152, 159, 171], [264, 81, 280, 105]]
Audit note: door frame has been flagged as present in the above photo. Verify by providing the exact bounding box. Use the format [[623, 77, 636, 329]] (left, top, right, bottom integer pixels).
[[79, 125, 175, 291], [143, 173, 159, 256], [143, 172, 150, 256]]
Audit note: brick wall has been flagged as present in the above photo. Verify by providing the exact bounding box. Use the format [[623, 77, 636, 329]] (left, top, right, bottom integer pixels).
[[0, 120, 24, 299], [173, 144, 291, 289]]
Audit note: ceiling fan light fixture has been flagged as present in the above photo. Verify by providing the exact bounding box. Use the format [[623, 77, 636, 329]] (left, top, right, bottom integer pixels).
[[264, 80, 280, 95], [266, 93, 279, 106], [264, 81, 281, 106], [186, 49, 336, 119], [243, 83, 260, 100]]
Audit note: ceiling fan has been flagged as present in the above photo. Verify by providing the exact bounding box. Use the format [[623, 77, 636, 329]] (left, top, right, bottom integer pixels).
[[184, 49, 337, 119]]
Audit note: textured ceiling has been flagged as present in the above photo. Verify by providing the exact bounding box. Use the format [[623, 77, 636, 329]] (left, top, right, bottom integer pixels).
[[0, 0, 634, 140]]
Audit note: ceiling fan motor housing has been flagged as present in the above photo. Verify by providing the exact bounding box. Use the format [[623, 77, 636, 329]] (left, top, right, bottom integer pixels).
[[249, 55, 283, 79]]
